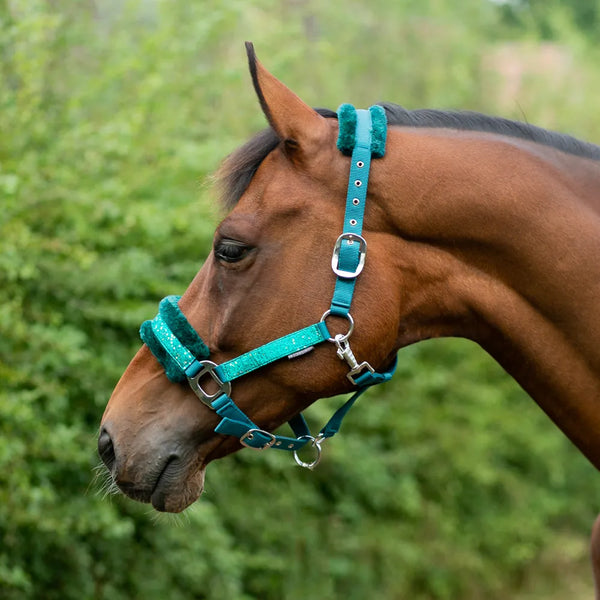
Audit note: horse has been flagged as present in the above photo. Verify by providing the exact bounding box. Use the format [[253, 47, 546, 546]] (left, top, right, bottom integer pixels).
[[99, 43, 600, 594]]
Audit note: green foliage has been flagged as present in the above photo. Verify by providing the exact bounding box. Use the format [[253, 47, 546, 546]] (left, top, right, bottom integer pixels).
[[1, 1, 599, 598], [498, 0, 600, 42]]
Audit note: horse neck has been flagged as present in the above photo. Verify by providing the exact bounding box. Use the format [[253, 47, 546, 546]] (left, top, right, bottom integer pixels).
[[378, 127, 600, 468]]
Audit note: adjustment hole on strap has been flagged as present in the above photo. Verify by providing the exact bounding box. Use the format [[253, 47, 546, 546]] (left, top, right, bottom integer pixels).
[[354, 180, 362, 187], [349, 219, 357, 226], [352, 198, 360, 205], [356, 161, 364, 168]]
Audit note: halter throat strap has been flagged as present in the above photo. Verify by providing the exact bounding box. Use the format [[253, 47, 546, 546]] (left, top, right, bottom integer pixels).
[[140, 104, 395, 467]]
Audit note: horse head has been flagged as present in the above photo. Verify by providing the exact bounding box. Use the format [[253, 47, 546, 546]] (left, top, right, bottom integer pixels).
[[99, 44, 401, 512]]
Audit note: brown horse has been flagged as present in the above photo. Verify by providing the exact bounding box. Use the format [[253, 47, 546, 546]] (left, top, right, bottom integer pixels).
[[99, 44, 600, 592]]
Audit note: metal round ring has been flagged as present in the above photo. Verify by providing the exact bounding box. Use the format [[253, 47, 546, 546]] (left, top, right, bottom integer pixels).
[[320, 310, 355, 343], [293, 436, 323, 470]]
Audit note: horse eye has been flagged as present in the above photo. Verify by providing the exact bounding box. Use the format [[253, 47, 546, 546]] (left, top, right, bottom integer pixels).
[[214, 239, 252, 263]]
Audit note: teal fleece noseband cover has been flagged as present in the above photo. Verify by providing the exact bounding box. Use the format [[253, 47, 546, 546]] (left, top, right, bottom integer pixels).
[[139, 104, 396, 463], [140, 295, 209, 382]]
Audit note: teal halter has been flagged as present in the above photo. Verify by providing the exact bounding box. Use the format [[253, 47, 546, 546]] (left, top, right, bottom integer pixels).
[[140, 104, 397, 468]]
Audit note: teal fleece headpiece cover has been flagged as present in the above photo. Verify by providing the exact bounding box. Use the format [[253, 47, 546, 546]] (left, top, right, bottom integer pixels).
[[336, 104, 387, 158]]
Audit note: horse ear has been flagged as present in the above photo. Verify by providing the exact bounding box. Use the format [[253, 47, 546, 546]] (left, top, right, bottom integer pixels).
[[245, 42, 329, 152]]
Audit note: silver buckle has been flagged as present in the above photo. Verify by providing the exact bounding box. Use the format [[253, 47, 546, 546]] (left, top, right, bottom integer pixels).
[[240, 428, 277, 450], [187, 360, 232, 408], [331, 233, 367, 278]]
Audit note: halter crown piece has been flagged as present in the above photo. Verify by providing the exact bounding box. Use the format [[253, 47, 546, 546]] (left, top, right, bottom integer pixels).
[[140, 104, 396, 469]]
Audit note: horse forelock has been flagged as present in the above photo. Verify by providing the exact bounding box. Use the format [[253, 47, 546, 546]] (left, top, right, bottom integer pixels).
[[216, 103, 600, 210], [216, 108, 338, 209], [216, 127, 280, 210]]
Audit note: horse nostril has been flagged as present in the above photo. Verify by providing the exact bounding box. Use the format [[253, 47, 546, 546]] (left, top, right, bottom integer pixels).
[[98, 428, 116, 470]]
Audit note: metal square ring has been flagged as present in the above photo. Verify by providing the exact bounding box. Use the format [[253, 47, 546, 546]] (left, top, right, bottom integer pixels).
[[187, 360, 232, 408]]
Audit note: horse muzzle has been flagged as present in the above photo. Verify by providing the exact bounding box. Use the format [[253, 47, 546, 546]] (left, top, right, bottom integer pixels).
[[97, 353, 230, 512], [98, 420, 214, 512]]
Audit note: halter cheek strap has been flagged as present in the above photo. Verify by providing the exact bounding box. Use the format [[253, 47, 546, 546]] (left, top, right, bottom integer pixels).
[[140, 104, 397, 469]]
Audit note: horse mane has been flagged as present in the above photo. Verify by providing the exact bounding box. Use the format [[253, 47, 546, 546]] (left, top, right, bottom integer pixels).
[[217, 104, 600, 208], [380, 102, 600, 162]]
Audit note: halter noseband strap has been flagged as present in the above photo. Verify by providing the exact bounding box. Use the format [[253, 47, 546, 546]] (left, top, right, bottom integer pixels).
[[140, 104, 396, 469]]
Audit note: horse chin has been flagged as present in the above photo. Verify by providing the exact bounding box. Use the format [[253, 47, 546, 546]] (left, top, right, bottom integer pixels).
[[150, 463, 207, 513], [145, 436, 240, 512]]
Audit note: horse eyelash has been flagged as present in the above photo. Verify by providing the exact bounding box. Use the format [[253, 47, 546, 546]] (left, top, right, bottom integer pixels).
[[214, 239, 252, 262]]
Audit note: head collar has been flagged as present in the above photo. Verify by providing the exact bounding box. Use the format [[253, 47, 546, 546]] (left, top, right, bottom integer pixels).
[[140, 104, 396, 469]]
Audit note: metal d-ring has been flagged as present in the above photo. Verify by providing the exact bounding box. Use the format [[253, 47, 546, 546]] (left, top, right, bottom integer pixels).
[[293, 435, 323, 470], [320, 310, 354, 344]]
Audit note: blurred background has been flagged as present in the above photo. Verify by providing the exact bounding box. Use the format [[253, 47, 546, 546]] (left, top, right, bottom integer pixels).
[[2, 0, 600, 598]]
